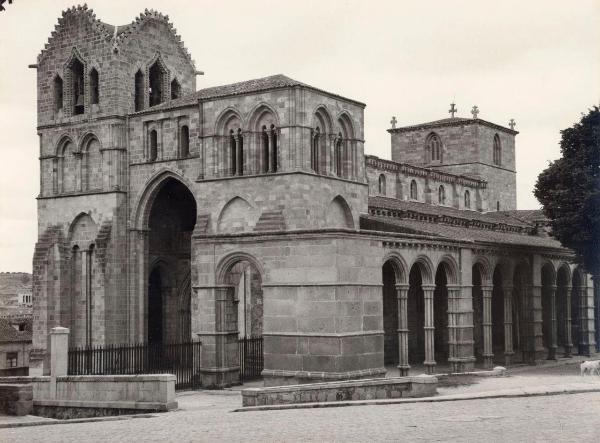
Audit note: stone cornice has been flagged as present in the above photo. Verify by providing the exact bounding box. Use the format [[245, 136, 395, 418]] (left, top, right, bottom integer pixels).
[[366, 156, 487, 189], [387, 117, 519, 135]]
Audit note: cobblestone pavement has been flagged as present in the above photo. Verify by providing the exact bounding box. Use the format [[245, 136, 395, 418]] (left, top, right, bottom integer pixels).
[[2, 362, 599, 442], [1, 390, 599, 442]]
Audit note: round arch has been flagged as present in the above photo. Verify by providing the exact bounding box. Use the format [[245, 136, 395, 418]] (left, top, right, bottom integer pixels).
[[132, 169, 197, 231], [312, 105, 334, 134], [410, 255, 435, 285], [381, 252, 409, 285], [247, 102, 280, 131], [472, 256, 493, 286], [216, 252, 266, 286], [214, 107, 244, 134], [337, 111, 355, 139], [437, 255, 460, 285]]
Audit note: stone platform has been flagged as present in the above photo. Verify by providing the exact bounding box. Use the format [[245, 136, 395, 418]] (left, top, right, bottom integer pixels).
[[241, 375, 437, 407]]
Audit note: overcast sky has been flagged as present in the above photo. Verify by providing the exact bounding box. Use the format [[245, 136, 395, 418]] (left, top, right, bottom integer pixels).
[[0, 0, 598, 273]]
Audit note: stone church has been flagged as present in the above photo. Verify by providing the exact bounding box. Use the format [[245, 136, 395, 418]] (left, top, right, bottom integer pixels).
[[31, 6, 596, 386]]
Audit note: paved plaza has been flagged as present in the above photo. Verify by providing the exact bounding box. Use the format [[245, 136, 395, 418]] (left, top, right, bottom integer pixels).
[[1, 362, 599, 442]]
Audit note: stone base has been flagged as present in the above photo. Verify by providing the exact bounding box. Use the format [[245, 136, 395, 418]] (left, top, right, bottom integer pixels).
[[242, 375, 438, 407], [33, 399, 177, 419], [0, 384, 33, 416], [200, 366, 240, 388], [262, 367, 386, 387], [449, 358, 476, 373]]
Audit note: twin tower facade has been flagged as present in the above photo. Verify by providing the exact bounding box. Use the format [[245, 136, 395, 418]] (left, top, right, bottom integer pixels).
[[31, 6, 594, 386]]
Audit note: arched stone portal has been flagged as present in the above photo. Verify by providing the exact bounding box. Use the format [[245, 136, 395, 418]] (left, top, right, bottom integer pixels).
[[147, 178, 197, 344], [219, 255, 264, 384]]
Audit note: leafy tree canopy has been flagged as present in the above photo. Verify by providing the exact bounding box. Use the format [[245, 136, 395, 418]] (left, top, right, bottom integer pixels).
[[534, 106, 600, 276]]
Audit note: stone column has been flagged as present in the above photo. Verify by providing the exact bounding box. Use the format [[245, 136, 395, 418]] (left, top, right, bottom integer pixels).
[[527, 284, 544, 363], [422, 284, 436, 374], [396, 284, 410, 376], [482, 285, 494, 368], [548, 284, 558, 360], [564, 285, 573, 357], [503, 286, 514, 366]]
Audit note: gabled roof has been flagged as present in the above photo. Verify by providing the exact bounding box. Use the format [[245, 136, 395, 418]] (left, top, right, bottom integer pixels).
[[388, 116, 518, 135], [132, 74, 365, 115], [39, 6, 195, 69]]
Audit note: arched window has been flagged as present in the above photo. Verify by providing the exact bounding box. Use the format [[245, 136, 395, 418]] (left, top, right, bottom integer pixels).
[[464, 190, 471, 209], [149, 130, 158, 161], [230, 129, 236, 176], [335, 134, 343, 177], [60, 140, 77, 193], [410, 180, 418, 200], [438, 185, 446, 205], [270, 124, 278, 173], [378, 174, 386, 195], [427, 133, 442, 162], [311, 127, 320, 173], [180, 125, 190, 157], [149, 60, 166, 107], [85, 137, 102, 191], [238, 128, 244, 175], [493, 134, 501, 165], [53, 75, 63, 112], [69, 58, 85, 115], [134, 70, 144, 111], [262, 126, 269, 173], [89, 68, 99, 105], [171, 78, 181, 100]]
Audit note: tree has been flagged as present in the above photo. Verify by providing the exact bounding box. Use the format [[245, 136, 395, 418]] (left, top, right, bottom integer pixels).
[[534, 106, 600, 351]]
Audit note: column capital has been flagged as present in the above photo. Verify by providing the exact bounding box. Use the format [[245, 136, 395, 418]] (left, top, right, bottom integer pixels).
[[422, 284, 436, 291], [395, 283, 409, 290]]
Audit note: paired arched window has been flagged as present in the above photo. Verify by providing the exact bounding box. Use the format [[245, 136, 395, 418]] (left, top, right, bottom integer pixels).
[[438, 185, 446, 205], [464, 190, 471, 209], [410, 180, 418, 200], [493, 134, 501, 165], [427, 133, 442, 162], [53, 75, 63, 112], [89, 68, 99, 105], [378, 174, 386, 195], [149, 130, 158, 161], [134, 70, 144, 111], [180, 125, 190, 157]]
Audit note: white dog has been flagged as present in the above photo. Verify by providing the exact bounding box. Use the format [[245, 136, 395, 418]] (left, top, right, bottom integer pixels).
[[580, 360, 600, 376]]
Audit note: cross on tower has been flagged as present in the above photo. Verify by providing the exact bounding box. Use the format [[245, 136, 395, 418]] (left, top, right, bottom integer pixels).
[[471, 105, 479, 119], [509, 118, 516, 130], [390, 116, 397, 129], [449, 103, 457, 118]]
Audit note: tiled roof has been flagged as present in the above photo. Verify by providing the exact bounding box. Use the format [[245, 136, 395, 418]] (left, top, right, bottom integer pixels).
[[0, 318, 32, 343], [498, 209, 548, 225], [389, 116, 518, 135], [365, 197, 567, 250], [361, 215, 565, 249], [369, 196, 533, 228], [134, 74, 365, 114]]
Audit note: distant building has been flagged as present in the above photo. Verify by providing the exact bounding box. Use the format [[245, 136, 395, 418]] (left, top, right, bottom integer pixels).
[[0, 273, 33, 317], [0, 317, 32, 375]]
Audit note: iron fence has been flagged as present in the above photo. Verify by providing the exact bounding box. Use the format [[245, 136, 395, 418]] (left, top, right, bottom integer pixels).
[[68, 341, 202, 390], [238, 335, 263, 382]]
